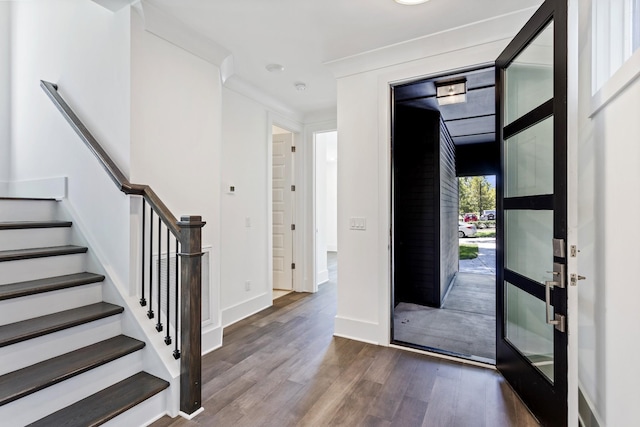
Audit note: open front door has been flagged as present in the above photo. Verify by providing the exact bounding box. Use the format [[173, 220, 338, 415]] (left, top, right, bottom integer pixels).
[[496, 1, 573, 426]]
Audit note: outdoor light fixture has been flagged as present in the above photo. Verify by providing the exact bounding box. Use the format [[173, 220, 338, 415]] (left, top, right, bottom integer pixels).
[[436, 79, 467, 105], [394, 0, 430, 5]]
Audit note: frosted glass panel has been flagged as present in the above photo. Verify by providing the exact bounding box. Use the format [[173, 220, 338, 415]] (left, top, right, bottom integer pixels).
[[505, 210, 553, 284], [506, 282, 554, 383], [505, 21, 554, 124], [505, 117, 553, 198]]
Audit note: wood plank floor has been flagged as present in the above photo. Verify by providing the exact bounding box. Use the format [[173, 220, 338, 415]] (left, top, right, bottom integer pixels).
[[152, 256, 539, 427]]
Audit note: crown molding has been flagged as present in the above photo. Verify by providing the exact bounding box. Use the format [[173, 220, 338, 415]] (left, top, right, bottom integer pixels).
[[91, 0, 137, 12], [325, 6, 539, 78], [137, 0, 234, 73]]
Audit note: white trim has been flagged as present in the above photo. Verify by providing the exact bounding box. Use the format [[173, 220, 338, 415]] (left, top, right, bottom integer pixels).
[[221, 292, 272, 328], [201, 325, 222, 355], [579, 381, 606, 427], [334, 316, 380, 345], [90, 0, 135, 12], [316, 269, 329, 286], [590, 47, 640, 116], [178, 407, 204, 420]]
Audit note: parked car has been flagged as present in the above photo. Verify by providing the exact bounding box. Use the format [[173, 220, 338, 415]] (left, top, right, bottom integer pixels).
[[463, 213, 478, 222], [480, 209, 496, 220], [458, 222, 477, 238]]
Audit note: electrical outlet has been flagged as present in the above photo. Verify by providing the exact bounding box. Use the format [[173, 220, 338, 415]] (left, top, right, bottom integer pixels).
[[245, 280, 251, 291]]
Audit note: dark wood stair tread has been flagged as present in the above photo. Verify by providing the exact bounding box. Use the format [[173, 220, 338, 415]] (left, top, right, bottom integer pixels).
[[0, 302, 123, 347], [27, 372, 169, 427], [0, 197, 56, 201], [0, 220, 72, 230], [0, 335, 145, 406], [0, 245, 88, 262], [0, 272, 105, 301]]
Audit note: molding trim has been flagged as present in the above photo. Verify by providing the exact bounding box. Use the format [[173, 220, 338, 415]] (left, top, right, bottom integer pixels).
[[201, 324, 222, 355], [138, 0, 232, 70], [334, 316, 380, 345], [221, 292, 272, 328], [578, 383, 604, 427], [325, 6, 538, 78], [316, 269, 329, 286]]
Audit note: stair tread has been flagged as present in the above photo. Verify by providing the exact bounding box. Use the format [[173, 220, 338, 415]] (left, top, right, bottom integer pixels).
[[0, 272, 105, 301], [0, 220, 72, 230], [26, 372, 169, 427], [0, 302, 123, 348], [0, 335, 144, 406], [0, 245, 88, 262], [0, 197, 56, 201]]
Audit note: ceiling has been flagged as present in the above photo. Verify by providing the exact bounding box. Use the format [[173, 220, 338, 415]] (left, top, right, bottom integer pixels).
[[145, 0, 541, 118], [395, 67, 496, 145]]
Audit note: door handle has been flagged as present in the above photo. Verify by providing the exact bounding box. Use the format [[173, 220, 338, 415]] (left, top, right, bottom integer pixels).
[[545, 280, 566, 332]]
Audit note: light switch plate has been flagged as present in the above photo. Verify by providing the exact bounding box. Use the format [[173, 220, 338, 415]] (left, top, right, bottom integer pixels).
[[350, 217, 366, 230]]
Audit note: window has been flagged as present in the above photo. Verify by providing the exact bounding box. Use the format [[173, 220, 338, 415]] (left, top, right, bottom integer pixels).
[[592, 0, 640, 93]]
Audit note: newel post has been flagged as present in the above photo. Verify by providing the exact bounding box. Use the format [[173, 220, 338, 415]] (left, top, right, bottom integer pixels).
[[177, 215, 205, 416]]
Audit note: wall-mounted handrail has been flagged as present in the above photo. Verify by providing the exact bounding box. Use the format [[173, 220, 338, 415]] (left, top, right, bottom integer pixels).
[[40, 80, 203, 417]]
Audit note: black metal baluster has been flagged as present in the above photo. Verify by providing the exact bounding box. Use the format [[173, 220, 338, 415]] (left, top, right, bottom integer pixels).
[[147, 210, 154, 319], [156, 219, 163, 332], [140, 199, 147, 307], [164, 228, 171, 343], [173, 238, 180, 359]]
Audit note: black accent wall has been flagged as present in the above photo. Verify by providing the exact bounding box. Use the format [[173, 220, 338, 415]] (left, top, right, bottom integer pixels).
[[455, 141, 499, 177], [393, 106, 458, 308], [439, 121, 459, 303]]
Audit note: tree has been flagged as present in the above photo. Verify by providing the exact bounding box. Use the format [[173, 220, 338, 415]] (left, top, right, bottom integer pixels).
[[458, 176, 495, 215]]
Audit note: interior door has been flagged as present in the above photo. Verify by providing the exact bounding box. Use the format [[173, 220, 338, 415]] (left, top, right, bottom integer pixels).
[[273, 133, 293, 291], [495, 1, 570, 426]]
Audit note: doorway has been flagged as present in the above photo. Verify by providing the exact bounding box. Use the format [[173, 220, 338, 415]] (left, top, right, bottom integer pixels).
[[391, 66, 499, 364], [272, 125, 294, 299], [315, 131, 338, 288]]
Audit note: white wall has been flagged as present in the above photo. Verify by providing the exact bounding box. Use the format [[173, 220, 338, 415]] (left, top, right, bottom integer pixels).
[[10, 0, 131, 286], [333, 18, 533, 344], [0, 3, 10, 182], [130, 8, 222, 349], [220, 87, 272, 326], [325, 133, 338, 252], [577, 2, 640, 425]]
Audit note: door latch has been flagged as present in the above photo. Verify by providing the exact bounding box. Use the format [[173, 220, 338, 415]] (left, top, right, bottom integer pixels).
[[570, 274, 587, 286]]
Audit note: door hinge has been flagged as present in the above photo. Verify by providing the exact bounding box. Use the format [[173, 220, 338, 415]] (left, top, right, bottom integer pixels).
[[291, 224, 296, 231], [291, 263, 296, 269], [291, 185, 296, 191], [291, 146, 296, 153]]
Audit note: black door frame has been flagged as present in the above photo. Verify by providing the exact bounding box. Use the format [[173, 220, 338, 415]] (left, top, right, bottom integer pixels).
[[495, 1, 568, 425]]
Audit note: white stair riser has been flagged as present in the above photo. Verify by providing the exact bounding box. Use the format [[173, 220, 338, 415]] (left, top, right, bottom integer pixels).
[[0, 200, 59, 222], [102, 390, 168, 427], [0, 350, 144, 426], [0, 315, 122, 375], [0, 282, 103, 326], [0, 253, 86, 285], [0, 227, 72, 251]]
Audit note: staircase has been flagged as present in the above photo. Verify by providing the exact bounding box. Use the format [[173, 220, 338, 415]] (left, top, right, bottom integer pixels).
[[0, 198, 169, 426]]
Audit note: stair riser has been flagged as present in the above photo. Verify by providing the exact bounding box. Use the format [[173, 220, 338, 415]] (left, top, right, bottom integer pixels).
[[0, 351, 143, 426], [102, 390, 169, 427], [0, 316, 122, 376], [0, 283, 102, 326], [0, 253, 86, 285], [0, 200, 59, 222], [0, 228, 71, 251]]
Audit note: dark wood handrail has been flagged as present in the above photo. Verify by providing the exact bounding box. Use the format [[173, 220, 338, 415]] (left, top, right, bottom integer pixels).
[[41, 80, 203, 417], [40, 80, 181, 238]]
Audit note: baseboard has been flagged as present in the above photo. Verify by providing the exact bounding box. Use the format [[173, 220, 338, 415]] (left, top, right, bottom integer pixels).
[[327, 245, 337, 252], [0, 177, 67, 199], [316, 269, 329, 285], [221, 292, 271, 328], [334, 315, 380, 345], [201, 324, 222, 355]]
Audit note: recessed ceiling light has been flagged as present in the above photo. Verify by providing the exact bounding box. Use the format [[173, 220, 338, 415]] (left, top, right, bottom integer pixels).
[[295, 82, 307, 91], [266, 63, 285, 73], [394, 0, 429, 5]]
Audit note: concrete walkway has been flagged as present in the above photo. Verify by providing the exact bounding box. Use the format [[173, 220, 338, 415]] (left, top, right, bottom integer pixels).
[[459, 237, 496, 275]]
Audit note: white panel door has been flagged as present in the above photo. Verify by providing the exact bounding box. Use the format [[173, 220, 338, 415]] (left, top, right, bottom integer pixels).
[[272, 133, 293, 290]]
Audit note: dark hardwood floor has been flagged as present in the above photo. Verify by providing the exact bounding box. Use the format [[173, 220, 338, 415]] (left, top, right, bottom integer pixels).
[[152, 253, 538, 427]]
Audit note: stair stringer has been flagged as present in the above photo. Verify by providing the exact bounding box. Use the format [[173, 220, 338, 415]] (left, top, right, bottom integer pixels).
[[55, 197, 182, 420]]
